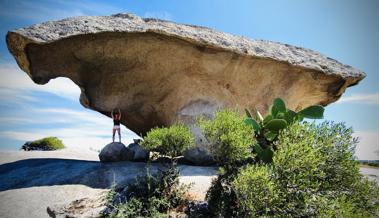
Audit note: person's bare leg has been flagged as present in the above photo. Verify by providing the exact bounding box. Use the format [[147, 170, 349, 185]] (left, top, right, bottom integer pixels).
[[117, 128, 121, 143], [112, 128, 116, 142]]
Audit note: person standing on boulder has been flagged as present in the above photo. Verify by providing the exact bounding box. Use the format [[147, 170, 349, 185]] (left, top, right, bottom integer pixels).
[[111, 109, 122, 143]]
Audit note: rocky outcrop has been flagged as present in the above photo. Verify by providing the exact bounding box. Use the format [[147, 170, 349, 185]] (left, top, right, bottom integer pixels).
[[6, 13, 365, 165], [98, 142, 134, 162]]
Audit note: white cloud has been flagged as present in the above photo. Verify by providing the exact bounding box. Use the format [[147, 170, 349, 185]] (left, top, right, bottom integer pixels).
[[0, 63, 80, 101], [0, 0, 121, 22], [338, 93, 379, 105], [0, 87, 38, 104], [32, 108, 110, 126], [144, 11, 173, 20], [354, 130, 379, 160]]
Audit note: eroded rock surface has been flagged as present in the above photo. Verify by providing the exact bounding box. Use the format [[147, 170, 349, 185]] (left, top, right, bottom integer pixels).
[[6, 13, 365, 164]]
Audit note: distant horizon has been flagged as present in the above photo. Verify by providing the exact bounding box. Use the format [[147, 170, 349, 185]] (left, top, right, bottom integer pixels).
[[0, 0, 378, 160]]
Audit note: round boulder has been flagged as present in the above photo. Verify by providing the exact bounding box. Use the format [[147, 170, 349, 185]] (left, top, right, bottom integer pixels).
[[99, 142, 134, 162]]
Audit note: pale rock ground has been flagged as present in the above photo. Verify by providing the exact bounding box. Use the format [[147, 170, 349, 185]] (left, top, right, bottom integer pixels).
[[0, 148, 217, 218], [0, 148, 377, 218]]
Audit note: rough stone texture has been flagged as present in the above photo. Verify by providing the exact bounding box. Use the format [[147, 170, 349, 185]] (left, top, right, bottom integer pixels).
[[47, 195, 107, 218], [6, 13, 365, 164], [98, 142, 134, 162], [0, 148, 218, 217], [127, 140, 149, 161]]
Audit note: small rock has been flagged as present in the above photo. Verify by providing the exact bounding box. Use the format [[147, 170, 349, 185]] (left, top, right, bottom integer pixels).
[[98, 142, 134, 162]]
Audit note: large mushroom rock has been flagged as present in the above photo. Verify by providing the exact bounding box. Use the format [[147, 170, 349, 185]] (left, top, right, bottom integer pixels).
[[6, 13, 365, 164]]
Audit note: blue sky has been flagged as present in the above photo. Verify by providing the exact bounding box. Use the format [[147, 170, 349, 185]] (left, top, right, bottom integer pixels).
[[0, 0, 378, 159]]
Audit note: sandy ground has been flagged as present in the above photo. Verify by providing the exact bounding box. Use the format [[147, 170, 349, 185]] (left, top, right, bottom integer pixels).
[[0, 148, 217, 218], [1, 148, 378, 218]]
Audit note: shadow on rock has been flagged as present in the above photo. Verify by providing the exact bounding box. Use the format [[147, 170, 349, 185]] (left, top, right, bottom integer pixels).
[[0, 158, 217, 192]]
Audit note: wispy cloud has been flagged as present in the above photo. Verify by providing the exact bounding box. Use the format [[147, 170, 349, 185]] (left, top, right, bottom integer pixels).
[[0, 87, 38, 104], [0, 63, 80, 101], [144, 11, 173, 20], [354, 130, 379, 160], [0, 0, 122, 22], [32, 108, 110, 126], [338, 93, 379, 105]]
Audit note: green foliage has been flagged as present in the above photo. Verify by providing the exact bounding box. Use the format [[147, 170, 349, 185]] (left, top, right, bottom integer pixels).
[[28, 137, 64, 150], [316, 195, 373, 218], [141, 124, 195, 158], [198, 109, 256, 168], [105, 182, 117, 208], [206, 173, 245, 218], [227, 122, 379, 217], [244, 98, 324, 163], [233, 164, 280, 216], [252, 143, 274, 163], [104, 165, 191, 218]]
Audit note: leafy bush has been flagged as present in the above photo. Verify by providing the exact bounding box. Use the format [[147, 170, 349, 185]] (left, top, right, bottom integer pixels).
[[233, 164, 280, 216], [205, 173, 243, 218], [103, 165, 191, 218], [316, 195, 374, 218], [228, 122, 379, 217], [27, 137, 64, 150], [244, 98, 324, 163], [141, 124, 195, 159], [198, 109, 256, 168]]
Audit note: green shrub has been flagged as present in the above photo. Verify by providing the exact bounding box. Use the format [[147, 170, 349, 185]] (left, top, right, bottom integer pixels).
[[233, 164, 280, 216], [206, 121, 379, 217], [28, 137, 64, 150], [141, 124, 195, 159], [198, 109, 256, 168], [198, 109, 256, 217], [316, 195, 373, 218], [103, 165, 191, 218], [206, 171, 247, 218]]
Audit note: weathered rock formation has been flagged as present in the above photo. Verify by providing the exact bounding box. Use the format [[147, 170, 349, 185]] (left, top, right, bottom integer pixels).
[[6, 13, 365, 164]]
